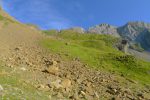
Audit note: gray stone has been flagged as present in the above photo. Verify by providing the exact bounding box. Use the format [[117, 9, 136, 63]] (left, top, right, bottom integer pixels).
[[88, 24, 120, 37], [61, 79, 72, 89], [118, 21, 150, 50]]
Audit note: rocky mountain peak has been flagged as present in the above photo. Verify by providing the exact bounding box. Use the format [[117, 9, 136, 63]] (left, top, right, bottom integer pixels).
[[126, 21, 150, 27], [117, 21, 150, 50], [88, 23, 120, 37], [99, 23, 115, 27], [117, 22, 150, 41]]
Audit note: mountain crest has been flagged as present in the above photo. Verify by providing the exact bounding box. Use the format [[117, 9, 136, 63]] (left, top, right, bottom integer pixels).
[[88, 23, 120, 37]]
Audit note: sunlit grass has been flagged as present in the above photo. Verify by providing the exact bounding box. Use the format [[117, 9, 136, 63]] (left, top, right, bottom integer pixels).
[[41, 31, 150, 85]]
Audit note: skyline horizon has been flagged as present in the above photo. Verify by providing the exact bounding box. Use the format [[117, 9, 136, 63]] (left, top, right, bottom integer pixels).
[[1, 0, 150, 30], [1, 4, 150, 31]]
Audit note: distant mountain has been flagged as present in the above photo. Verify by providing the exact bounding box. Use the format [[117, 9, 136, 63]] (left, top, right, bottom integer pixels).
[[85, 22, 150, 51], [135, 30, 150, 50], [117, 22, 150, 40], [88, 24, 120, 37], [117, 22, 150, 50], [46, 21, 150, 51]]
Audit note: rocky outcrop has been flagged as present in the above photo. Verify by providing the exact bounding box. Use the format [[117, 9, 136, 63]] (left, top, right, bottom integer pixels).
[[117, 39, 129, 54], [118, 22, 150, 50], [136, 30, 150, 49], [88, 24, 120, 37], [117, 22, 150, 41]]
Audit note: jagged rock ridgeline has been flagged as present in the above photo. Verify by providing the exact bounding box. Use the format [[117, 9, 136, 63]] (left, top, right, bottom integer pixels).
[[117, 22, 150, 40], [88, 24, 120, 37], [117, 22, 150, 50]]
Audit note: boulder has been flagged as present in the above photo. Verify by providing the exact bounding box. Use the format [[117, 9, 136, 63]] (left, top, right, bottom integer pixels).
[[46, 66, 59, 75], [45, 60, 59, 75], [61, 79, 72, 89], [51, 79, 62, 89], [117, 39, 129, 54]]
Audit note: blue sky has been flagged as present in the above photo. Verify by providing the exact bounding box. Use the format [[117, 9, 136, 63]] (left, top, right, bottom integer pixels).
[[1, 0, 150, 30]]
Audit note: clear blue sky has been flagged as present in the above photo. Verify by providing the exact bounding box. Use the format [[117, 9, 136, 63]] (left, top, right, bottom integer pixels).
[[1, 0, 150, 30]]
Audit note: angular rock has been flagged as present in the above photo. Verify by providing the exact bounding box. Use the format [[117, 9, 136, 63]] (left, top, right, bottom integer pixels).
[[107, 86, 120, 95], [85, 86, 94, 96], [20, 67, 27, 71], [51, 79, 62, 89], [61, 79, 72, 89], [46, 66, 59, 75], [51, 60, 58, 66]]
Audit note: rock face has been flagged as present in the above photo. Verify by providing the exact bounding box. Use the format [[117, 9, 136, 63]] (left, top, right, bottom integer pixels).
[[87, 22, 150, 51], [136, 30, 150, 50], [118, 22, 150, 41], [118, 22, 150, 50], [88, 24, 120, 37], [117, 40, 129, 54]]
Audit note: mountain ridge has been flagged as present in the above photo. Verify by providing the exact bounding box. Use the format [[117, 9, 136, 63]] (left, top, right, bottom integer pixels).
[[64, 21, 150, 51]]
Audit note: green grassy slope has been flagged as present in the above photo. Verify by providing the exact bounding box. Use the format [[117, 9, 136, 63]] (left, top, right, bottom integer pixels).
[[41, 30, 150, 85]]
